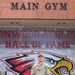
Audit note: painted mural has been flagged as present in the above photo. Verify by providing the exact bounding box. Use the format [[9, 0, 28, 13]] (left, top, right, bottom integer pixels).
[[0, 29, 75, 75], [0, 50, 75, 75]]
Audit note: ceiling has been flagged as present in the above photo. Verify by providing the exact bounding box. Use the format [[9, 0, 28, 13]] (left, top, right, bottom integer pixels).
[[0, 20, 75, 31]]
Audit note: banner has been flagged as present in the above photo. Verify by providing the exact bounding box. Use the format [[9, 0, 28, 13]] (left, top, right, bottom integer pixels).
[[0, 28, 75, 75]]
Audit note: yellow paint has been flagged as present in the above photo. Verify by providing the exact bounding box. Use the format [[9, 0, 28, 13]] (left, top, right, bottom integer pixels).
[[51, 59, 73, 75]]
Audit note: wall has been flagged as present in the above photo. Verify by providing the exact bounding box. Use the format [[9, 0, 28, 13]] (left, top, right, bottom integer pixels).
[[0, 0, 75, 19]]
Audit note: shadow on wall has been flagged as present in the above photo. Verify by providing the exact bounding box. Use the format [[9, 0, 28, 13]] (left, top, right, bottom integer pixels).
[[70, 71, 75, 75]]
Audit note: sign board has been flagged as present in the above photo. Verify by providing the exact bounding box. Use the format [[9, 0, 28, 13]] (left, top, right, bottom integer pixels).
[[0, 0, 75, 19]]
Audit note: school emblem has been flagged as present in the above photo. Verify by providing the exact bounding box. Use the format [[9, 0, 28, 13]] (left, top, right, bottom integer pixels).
[[1, 50, 74, 75]]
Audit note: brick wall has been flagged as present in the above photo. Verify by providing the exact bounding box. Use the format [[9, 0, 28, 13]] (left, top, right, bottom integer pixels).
[[0, 0, 75, 19]]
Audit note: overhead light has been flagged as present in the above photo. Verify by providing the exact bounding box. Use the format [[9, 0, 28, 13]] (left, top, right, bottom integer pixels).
[[11, 22, 19, 24], [57, 22, 66, 24], [63, 22, 65, 24]]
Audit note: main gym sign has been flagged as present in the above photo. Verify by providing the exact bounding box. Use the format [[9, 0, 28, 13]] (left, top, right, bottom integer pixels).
[[11, 2, 67, 10], [1, 0, 75, 19]]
